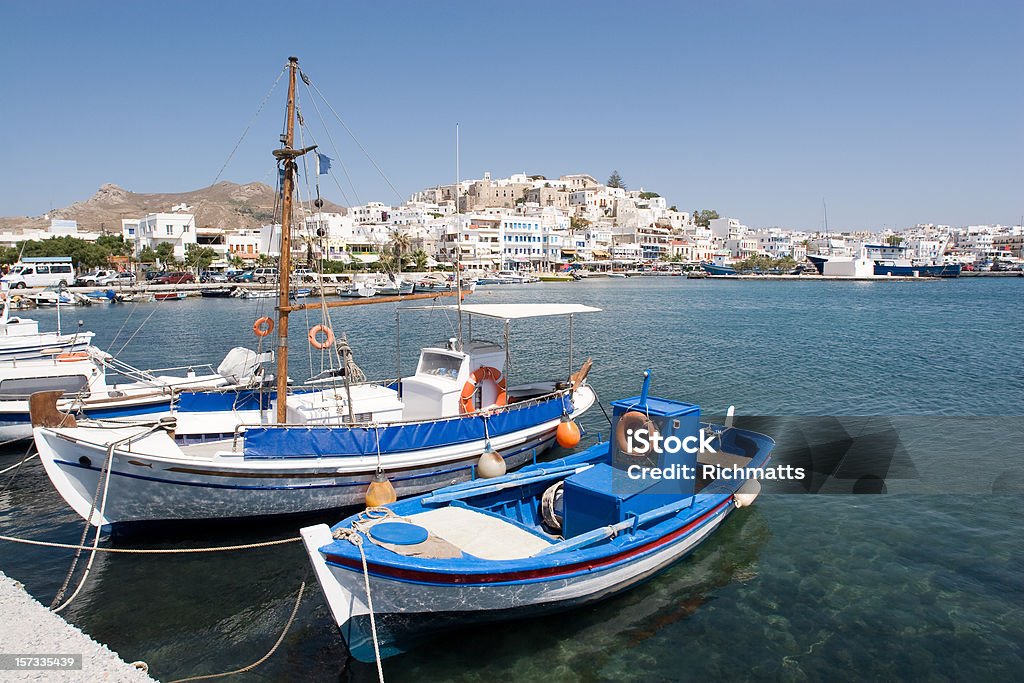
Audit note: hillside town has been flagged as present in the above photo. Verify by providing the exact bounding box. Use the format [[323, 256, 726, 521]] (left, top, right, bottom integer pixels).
[[3, 171, 1022, 273]]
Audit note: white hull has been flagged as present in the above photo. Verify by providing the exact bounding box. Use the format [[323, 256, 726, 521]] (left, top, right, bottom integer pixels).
[[34, 385, 595, 526], [300, 493, 734, 661]]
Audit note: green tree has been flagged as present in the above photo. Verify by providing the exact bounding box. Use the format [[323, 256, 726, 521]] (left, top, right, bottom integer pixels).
[[0, 246, 19, 265], [138, 246, 158, 264], [96, 234, 131, 256], [639, 191, 660, 199], [184, 244, 217, 271], [669, 205, 678, 212], [155, 242, 176, 266], [693, 209, 720, 228], [409, 249, 429, 271], [607, 171, 626, 189], [387, 229, 412, 276], [885, 234, 904, 246]]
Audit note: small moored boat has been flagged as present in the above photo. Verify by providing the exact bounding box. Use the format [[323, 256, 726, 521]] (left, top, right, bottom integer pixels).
[[154, 291, 187, 301], [301, 371, 775, 662]]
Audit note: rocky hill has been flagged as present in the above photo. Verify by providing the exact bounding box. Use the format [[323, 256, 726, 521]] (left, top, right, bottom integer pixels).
[[0, 182, 346, 234]]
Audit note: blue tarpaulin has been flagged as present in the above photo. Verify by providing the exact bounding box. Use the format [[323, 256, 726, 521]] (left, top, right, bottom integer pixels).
[[243, 394, 571, 459]]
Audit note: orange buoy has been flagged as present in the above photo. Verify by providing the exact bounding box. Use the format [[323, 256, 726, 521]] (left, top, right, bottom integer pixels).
[[459, 366, 507, 414], [365, 471, 397, 508], [308, 324, 335, 350], [252, 316, 274, 337], [556, 417, 581, 448]]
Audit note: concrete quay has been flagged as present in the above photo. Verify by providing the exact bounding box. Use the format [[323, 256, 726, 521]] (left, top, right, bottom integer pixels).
[[0, 571, 154, 682]]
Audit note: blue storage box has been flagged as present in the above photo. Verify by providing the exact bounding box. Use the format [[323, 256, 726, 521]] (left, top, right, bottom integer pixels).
[[562, 463, 689, 538], [609, 395, 701, 497]]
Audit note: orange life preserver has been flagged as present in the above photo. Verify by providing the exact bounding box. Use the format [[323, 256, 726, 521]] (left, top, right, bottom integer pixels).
[[253, 316, 274, 337], [309, 324, 335, 350], [459, 366, 507, 414], [56, 352, 90, 362]]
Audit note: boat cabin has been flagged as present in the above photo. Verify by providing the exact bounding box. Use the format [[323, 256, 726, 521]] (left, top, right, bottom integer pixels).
[[283, 340, 506, 425], [401, 340, 505, 421], [283, 303, 601, 427]]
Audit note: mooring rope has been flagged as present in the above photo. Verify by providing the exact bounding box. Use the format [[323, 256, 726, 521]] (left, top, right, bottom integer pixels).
[[0, 534, 301, 553], [166, 576, 306, 683], [49, 421, 149, 610], [52, 434, 120, 613], [333, 528, 385, 683]]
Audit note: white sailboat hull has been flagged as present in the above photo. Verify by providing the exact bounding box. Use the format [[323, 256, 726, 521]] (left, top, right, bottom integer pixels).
[[33, 385, 595, 526]]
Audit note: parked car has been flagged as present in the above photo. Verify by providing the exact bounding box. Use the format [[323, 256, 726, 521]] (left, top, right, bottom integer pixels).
[[145, 270, 167, 281], [293, 268, 319, 283], [153, 271, 195, 285], [108, 271, 137, 286], [253, 267, 279, 284], [200, 271, 229, 283], [230, 269, 255, 283], [75, 269, 120, 287]]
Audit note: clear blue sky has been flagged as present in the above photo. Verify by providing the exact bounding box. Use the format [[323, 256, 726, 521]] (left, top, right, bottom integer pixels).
[[2, 1, 1021, 231]]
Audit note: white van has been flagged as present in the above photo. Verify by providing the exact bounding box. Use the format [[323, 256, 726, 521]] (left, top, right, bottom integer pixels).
[[2, 258, 76, 289]]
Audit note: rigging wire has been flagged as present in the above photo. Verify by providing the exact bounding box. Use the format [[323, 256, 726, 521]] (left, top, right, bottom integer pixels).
[[303, 75, 406, 204], [212, 66, 287, 187], [300, 78, 359, 206]]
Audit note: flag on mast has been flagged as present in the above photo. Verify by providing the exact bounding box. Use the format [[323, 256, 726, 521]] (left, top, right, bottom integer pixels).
[[316, 153, 332, 175]]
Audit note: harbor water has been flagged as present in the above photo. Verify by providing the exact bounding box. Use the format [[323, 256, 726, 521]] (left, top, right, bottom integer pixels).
[[1, 277, 1022, 681]]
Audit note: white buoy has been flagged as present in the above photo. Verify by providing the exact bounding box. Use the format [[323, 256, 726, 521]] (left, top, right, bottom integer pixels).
[[734, 479, 762, 508], [476, 442, 506, 479]]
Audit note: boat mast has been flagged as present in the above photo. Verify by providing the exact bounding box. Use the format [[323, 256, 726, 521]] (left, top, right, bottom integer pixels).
[[274, 56, 309, 423], [455, 123, 464, 350]]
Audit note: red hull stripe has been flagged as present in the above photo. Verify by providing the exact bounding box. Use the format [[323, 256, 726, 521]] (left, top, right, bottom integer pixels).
[[325, 497, 734, 585]]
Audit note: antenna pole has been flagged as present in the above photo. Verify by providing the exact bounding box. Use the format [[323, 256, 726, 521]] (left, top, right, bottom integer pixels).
[[275, 57, 299, 423]]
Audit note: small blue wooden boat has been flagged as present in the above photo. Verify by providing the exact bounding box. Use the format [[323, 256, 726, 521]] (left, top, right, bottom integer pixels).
[[301, 371, 775, 662]]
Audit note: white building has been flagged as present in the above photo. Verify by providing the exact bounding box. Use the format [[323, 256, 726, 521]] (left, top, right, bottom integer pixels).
[[127, 213, 197, 259]]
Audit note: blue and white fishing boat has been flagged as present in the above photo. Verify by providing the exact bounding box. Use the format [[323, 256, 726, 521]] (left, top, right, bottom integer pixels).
[[865, 244, 961, 278], [300, 371, 775, 662], [700, 254, 739, 276], [31, 304, 598, 525], [30, 58, 598, 527]]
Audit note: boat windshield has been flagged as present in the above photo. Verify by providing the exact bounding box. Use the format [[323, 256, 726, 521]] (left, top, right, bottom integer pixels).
[[418, 352, 462, 379]]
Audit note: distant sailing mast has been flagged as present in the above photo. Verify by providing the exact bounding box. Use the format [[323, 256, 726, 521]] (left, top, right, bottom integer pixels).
[[272, 57, 317, 423], [455, 123, 464, 350]]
